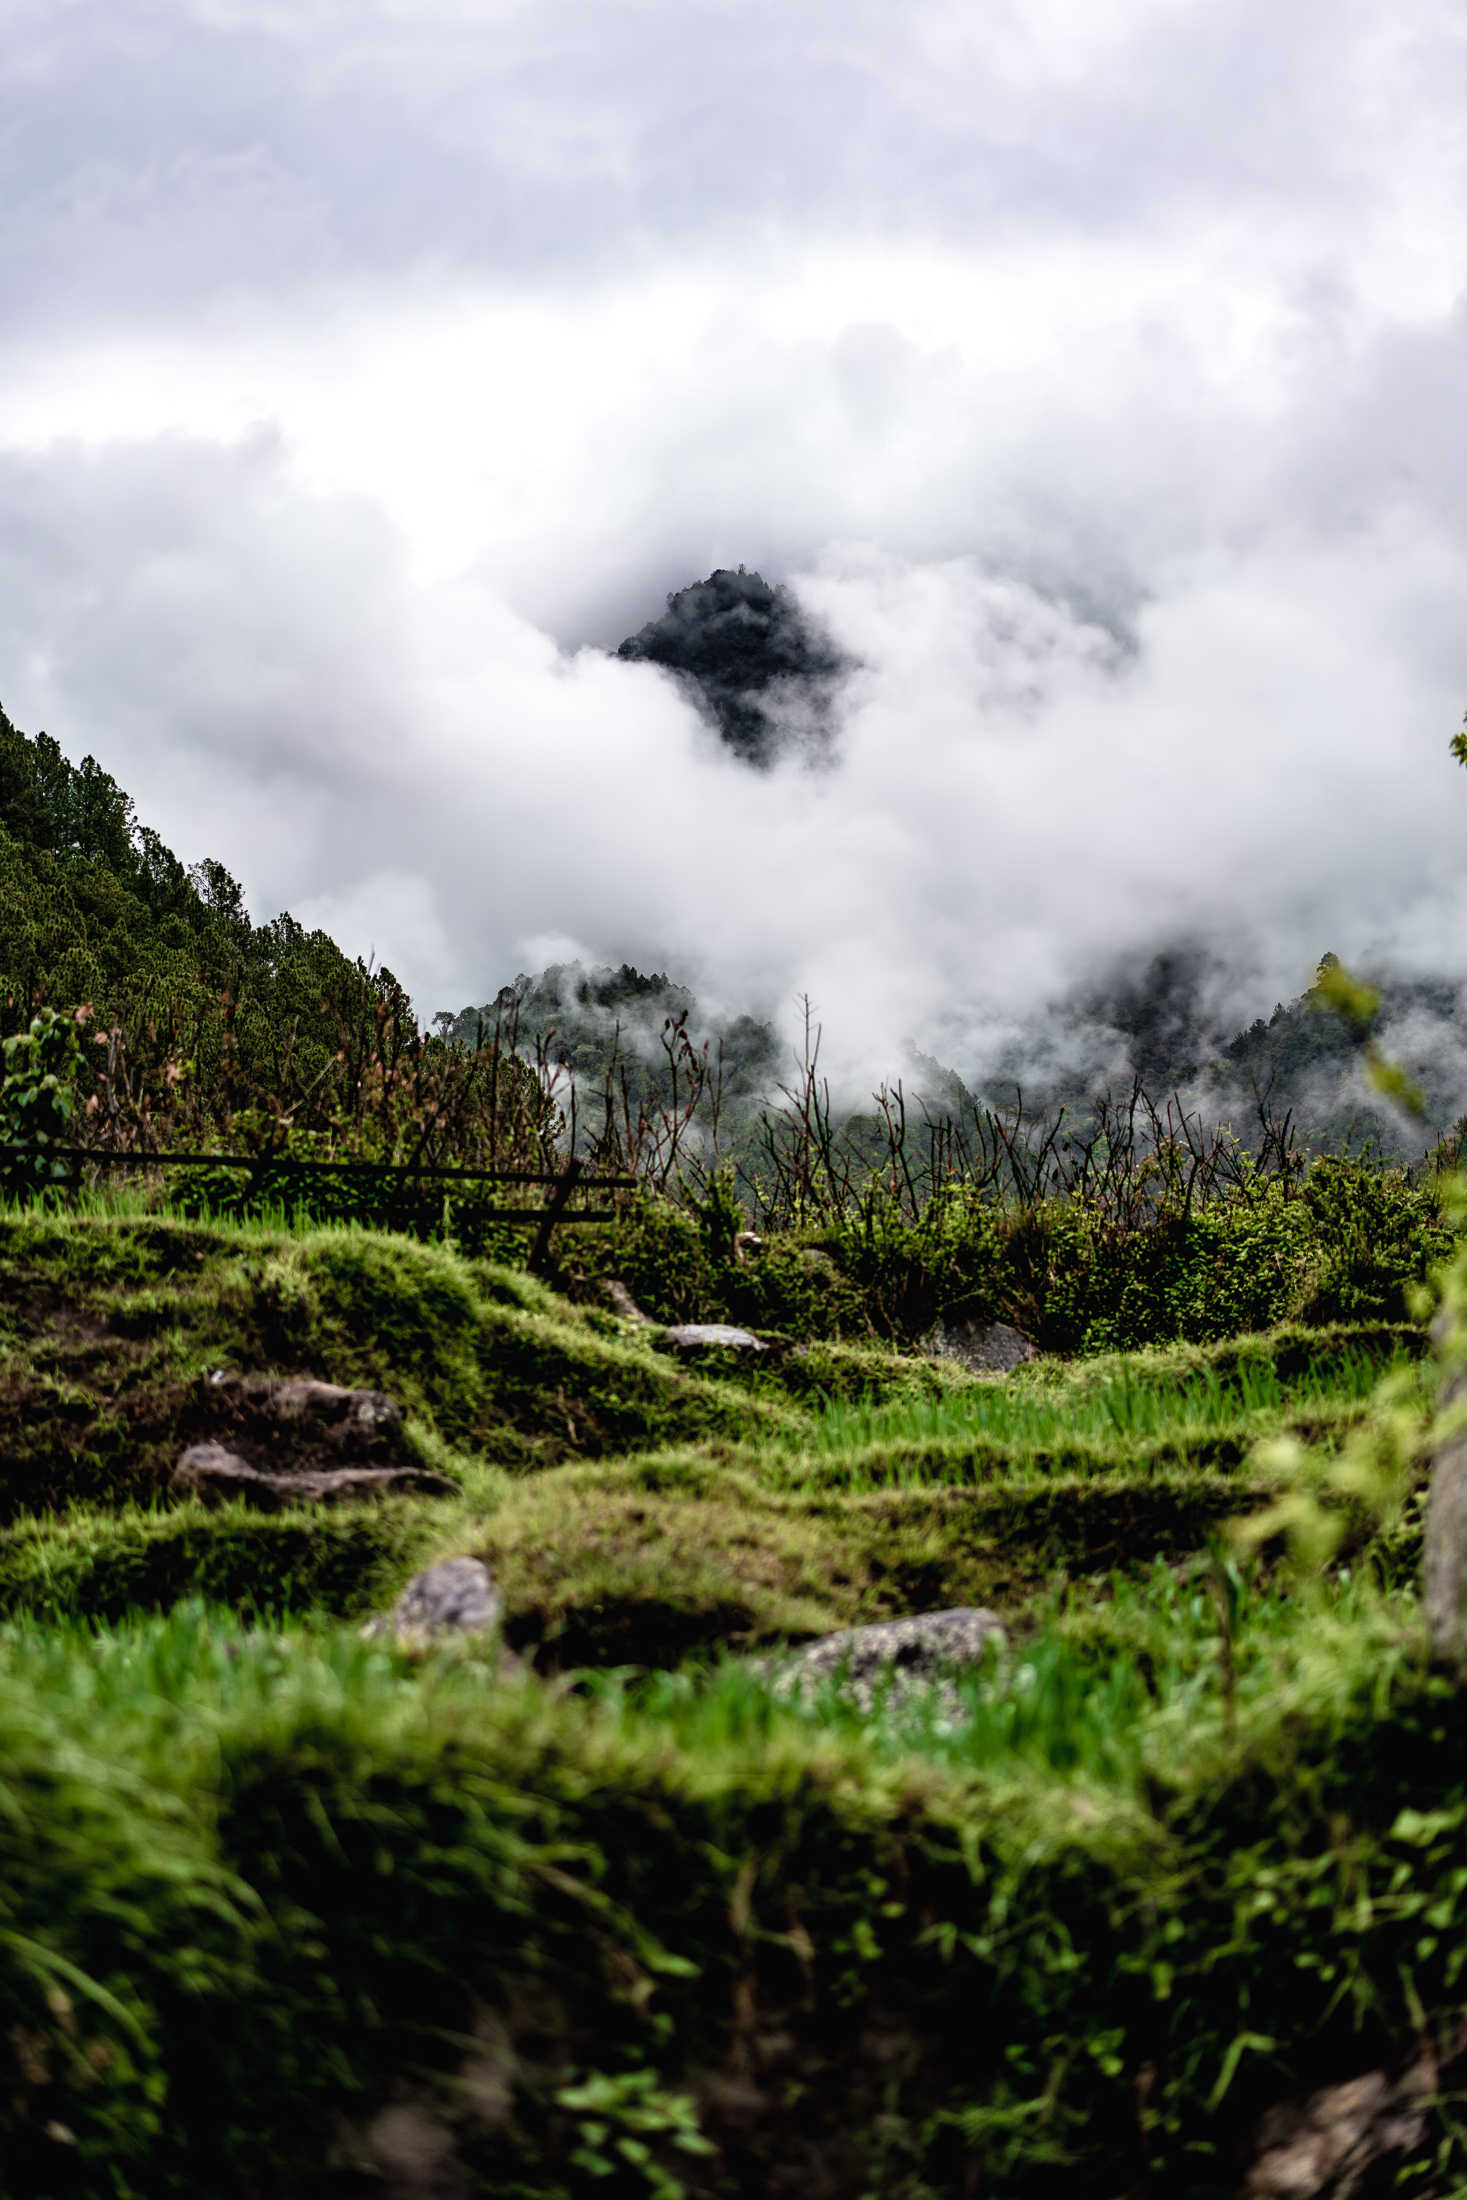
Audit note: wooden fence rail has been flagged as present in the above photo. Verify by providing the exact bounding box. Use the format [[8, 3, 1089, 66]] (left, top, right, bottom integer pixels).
[[0, 1147, 637, 1263]]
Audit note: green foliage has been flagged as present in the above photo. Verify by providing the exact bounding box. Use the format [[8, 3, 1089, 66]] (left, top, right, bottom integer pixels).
[[1, 1007, 85, 1198], [1230, 1180, 1467, 1576], [557, 2069, 715, 2198], [0, 1581, 1465, 2196], [568, 1157, 1452, 1355]]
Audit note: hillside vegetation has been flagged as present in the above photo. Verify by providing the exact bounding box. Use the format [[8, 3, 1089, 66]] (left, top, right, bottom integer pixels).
[[6, 708, 1467, 2196], [0, 1181, 1459, 2198]]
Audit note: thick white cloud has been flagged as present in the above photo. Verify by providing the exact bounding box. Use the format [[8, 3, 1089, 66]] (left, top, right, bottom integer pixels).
[[2, 0, 1467, 1088]]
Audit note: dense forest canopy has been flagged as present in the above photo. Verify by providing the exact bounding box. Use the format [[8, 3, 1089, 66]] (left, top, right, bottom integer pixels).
[[0, 701, 382, 1030], [0, 704, 558, 1170]]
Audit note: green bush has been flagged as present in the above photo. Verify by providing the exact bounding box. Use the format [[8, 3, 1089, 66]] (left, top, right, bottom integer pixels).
[[575, 1162, 1453, 1357], [0, 1008, 84, 1201]]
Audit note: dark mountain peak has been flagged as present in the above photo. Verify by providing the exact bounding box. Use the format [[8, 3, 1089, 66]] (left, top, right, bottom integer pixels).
[[617, 566, 847, 766]]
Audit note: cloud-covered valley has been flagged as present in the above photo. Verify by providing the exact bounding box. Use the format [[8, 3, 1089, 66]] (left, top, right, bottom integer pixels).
[[3, 0, 1467, 1093]]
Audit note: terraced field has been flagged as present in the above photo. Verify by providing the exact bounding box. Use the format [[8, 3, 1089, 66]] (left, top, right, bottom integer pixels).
[[1, 1198, 1460, 2197]]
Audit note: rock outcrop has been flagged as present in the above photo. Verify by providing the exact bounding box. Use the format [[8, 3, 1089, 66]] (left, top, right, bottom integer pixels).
[[205, 1371, 405, 1436], [769, 1608, 1006, 1712], [600, 1279, 653, 1324], [656, 1323, 767, 1354], [922, 1319, 1035, 1377], [363, 1557, 503, 1650], [170, 1371, 455, 1506], [173, 1444, 453, 1507], [1237, 2026, 1467, 2196]]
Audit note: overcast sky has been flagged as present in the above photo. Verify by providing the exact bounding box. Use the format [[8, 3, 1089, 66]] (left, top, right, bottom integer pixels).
[[3, 0, 1467, 1082]]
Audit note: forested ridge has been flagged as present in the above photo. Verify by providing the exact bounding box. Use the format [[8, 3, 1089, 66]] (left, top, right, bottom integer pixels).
[[0, 702, 366, 1041], [0, 705, 566, 1174], [4, 694, 1461, 1171]]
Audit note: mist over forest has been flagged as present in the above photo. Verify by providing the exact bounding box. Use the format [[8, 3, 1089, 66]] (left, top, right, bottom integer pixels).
[[9, 549, 1467, 1164], [423, 566, 1467, 1159], [440, 944, 1467, 1164], [616, 566, 848, 767]]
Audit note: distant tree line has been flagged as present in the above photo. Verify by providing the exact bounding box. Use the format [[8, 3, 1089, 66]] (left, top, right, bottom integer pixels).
[[0, 706, 552, 1171]]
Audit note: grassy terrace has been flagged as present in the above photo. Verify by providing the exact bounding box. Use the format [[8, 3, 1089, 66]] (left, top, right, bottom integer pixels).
[[0, 1196, 1461, 2195], [0, 1201, 1424, 1646]]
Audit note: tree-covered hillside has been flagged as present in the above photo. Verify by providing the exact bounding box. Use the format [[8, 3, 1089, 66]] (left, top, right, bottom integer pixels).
[[1075, 944, 1466, 1152], [0, 704, 256, 1023], [0, 698, 404, 1050], [0, 705, 557, 1171]]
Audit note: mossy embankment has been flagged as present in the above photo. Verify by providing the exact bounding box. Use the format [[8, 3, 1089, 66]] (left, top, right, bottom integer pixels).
[[0, 1206, 1429, 1656], [0, 1207, 800, 1515], [3, 1197, 1466, 2195], [3, 1585, 1466, 2198]]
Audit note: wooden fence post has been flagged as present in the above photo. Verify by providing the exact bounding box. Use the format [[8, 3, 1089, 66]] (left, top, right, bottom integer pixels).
[[530, 1156, 583, 1270]]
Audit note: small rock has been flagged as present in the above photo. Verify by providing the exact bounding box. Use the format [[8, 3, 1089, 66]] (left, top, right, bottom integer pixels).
[[770, 1608, 1006, 1713], [357, 2101, 470, 2200], [657, 1323, 767, 1353], [732, 1231, 764, 1264], [173, 1443, 455, 1507], [207, 1373, 403, 1435], [363, 1557, 502, 1649], [1237, 2029, 1456, 2197], [922, 1318, 1035, 1377], [600, 1279, 653, 1324]]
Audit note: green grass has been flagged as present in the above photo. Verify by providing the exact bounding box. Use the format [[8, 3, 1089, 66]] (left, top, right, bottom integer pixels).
[[801, 1336, 1413, 1458], [0, 1204, 1430, 1645], [2, 1193, 1463, 2194], [756, 1325, 1428, 1505], [580, 1557, 1409, 1790], [1, 1576, 1464, 2197]]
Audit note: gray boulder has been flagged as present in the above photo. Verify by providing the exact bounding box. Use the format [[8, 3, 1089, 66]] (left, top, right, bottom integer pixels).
[[922, 1318, 1035, 1377], [1237, 2027, 1464, 2197], [600, 1279, 653, 1324], [363, 1557, 502, 1651], [205, 1371, 404, 1435], [657, 1323, 767, 1353], [771, 1607, 1005, 1712], [172, 1443, 455, 1507]]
